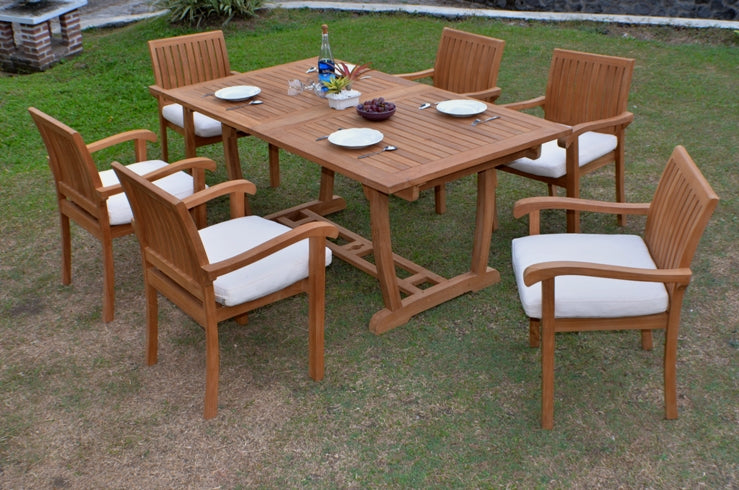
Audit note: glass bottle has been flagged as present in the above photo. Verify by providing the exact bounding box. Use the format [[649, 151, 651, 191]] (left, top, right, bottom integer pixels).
[[318, 24, 335, 94]]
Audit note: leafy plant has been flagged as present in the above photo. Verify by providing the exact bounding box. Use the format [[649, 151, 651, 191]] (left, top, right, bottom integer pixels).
[[157, 0, 262, 27], [321, 75, 352, 94], [321, 62, 371, 93], [335, 61, 372, 81]]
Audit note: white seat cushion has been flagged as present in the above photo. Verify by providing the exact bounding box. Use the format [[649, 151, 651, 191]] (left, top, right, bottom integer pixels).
[[506, 131, 618, 179], [99, 159, 196, 226], [161, 103, 223, 138], [511, 233, 668, 319], [199, 216, 333, 307]]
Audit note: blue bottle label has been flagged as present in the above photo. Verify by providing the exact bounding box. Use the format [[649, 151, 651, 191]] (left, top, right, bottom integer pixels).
[[318, 59, 335, 91]]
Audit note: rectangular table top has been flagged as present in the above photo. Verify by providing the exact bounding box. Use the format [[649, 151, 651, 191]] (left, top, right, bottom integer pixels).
[[150, 58, 570, 197]]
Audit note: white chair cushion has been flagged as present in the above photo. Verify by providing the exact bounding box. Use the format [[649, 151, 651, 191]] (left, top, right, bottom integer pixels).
[[199, 216, 333, 307], [505, 131, 618, 179], [511, 233, 668, 319], [99, 160, 195, 226], [161, 103, 223, 138]]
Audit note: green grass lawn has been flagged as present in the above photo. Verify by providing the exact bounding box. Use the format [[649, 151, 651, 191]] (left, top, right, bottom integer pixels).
[[0, 9, 737, 488]]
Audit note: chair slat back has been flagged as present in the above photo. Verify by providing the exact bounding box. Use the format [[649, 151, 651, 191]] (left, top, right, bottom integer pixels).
[[432, 27, 505, 95], [112, 162, 209, 290], [544, 48, 634, 126], [29, 107, 104, 217], [148, 30, 232, 90], [645, 145, 719, 271]]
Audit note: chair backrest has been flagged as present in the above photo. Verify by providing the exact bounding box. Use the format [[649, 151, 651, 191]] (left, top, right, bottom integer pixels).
[[432, 27, 505, 95], [543, 48, 634, 126], [112, 162, 209, 289], [644, 145, 719, 271], [28, 107, 104, 218], [148, 30, 232, 90]]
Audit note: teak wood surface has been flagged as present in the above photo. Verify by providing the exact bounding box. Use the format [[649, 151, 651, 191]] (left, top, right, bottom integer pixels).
[[149, 58, 570, 333]]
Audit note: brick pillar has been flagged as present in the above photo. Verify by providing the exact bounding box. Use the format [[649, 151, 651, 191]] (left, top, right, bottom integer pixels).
[[60, 9, 83, 55], [0, 21, 14, 59], [19, 21, 54, 71]]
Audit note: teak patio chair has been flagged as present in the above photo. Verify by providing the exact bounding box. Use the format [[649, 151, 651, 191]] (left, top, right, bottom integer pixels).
[[29, 107, 207, 323], [395, 27, 506, 102], [499, 48, 635, 232], [112, 162, 338, 419], [148, 30, 281, 186], [395, 27, 506, 214], [511, 145, 718, 429]]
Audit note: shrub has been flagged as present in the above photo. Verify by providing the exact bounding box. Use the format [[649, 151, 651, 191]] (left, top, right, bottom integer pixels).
[[157, 0, 263, 27]]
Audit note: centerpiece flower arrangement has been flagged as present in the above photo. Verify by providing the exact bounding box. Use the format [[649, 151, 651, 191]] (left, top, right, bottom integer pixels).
[[323, 62, 371, 110]]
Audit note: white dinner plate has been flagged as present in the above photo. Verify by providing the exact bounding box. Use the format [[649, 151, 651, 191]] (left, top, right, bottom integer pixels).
[[215, 85, 261, 102], [436, 99, 487, 117], [328, 128, 383, 149]]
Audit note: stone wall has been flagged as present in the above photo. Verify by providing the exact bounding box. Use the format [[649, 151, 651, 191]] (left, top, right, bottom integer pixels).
[[478, 0, 737, 20]]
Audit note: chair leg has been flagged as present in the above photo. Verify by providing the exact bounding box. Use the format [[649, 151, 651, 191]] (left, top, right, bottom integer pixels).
[[101, 231, 115, 323], [565, 176, 581, 232], [615, 141, 626, 227], [540, 279, 555, 429], [60, 212, 71, 285], [191, 166, 208, 229], [541, 320, 555, 430], [664, 332, 678, 420], [307, 236, 326, 381], [145, 277, 159, 366], [663, 294, 685, 420], [640, 330, 653, 350], [434, 184, 447, 215], [529, 319, 540, 347], [565, 177, 581, 233], [203, 312, 220, 420], [160, 119, 169, 162]]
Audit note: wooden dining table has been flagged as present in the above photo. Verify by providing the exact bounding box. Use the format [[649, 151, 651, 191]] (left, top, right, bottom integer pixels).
[[149, 58, 570, 334]]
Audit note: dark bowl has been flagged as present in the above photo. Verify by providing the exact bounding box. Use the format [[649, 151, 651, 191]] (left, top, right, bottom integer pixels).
[[356, 104, 396, 121]]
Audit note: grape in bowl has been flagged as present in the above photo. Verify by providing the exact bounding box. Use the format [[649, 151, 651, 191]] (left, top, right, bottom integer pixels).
[[356, 98, 396, 121]]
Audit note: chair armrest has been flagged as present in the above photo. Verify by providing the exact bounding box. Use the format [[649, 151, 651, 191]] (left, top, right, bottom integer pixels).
[[97, 183, 123, 199], [148, 84, 164, 98], [513, 196, 650, 234], [514, 196, 650, 218], [498, 95, 545, 111], [463, 86, 502, 102], [98, 157, 217, 199], [558, 112, 634, 147], [394, 67, 434, 81], [203, 222, 339, 279], [141, 157, 217, 181], [87, 129, 158, 162], [182, 179, 257, 211], [523, 260, 692, 287]]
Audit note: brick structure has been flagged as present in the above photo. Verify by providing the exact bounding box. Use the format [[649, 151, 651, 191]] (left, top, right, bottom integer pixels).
[[59, 8, 82, 53], [0, 1, 88, 73], [0, 21, 14, 59]]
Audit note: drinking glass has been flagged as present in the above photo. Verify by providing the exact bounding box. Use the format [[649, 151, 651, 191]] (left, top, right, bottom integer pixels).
[[287, 79, 323, 97]]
